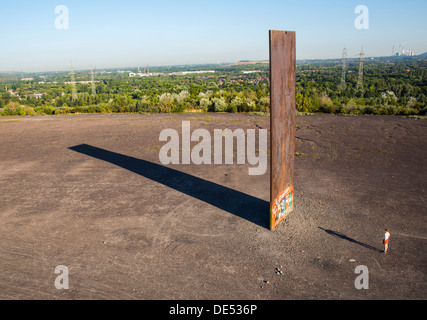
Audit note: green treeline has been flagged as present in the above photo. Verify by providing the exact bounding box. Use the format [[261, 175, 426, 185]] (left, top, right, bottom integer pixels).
[[0, 57, 426, 116]]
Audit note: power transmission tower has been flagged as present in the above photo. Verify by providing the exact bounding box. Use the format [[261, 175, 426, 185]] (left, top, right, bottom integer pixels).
[[356, 47, 365, 94], [91, 69, 96, 96], [70, 62, 77, 101], [338, 47, 347, 92]]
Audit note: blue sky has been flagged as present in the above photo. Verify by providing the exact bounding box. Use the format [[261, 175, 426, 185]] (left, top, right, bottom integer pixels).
[[0, 0, 426, 72]]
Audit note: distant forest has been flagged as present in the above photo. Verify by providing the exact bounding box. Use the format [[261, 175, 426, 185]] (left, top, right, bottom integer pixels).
[[1, 56, 426, 116]]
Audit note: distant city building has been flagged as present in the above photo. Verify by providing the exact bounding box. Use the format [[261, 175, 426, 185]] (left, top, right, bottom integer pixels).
[[393, 45, 415, 56], [242, 70, 261, 74], [7, 89, 19, 96], [25, 92, 44, 99], [129, 67, 214, 77], [64, 80, 99, 84], [129, 71, 161, 77], [171, 70, 215, 75]]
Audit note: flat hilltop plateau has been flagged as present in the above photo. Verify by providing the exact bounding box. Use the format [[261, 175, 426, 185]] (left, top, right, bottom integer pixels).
[[0, 113, 425, 299]]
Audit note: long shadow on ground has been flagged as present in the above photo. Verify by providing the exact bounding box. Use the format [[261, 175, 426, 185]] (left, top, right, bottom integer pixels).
[[318, 227, 383, 253], [69, 144, 269, 228]]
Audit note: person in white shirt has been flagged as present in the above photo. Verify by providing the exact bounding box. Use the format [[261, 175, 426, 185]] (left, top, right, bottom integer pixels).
[[383, 229, 390, 254]]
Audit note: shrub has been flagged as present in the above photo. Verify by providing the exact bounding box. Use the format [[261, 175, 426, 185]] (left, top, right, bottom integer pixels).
[[158, 103, 172, 113], [35, 105, 55, 115], [199, 98, 212, 111], [245, 99, 257, 112], [227, 104, 238, 113], [362, 106, 375, 115], [135, 101, 154, 113], [319, 103, 336, 113], [2, 101, 25, 115], [230, 96, 243, 111], [212, 97, 228, 112], [171, 103, 187, 113]]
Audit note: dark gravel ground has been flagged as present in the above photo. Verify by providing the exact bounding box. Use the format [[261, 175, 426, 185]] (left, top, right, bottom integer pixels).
[[0, 113, 425, 299]]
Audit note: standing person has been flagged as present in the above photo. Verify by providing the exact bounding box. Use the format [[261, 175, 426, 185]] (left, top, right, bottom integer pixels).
[[383, 229, 390, 254]]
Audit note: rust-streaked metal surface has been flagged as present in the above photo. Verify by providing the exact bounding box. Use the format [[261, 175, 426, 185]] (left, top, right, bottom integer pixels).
[[269, 30, 296, 230]]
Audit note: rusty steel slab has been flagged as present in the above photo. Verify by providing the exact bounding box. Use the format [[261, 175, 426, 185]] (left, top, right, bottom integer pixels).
[[269, 30, 296, 230]]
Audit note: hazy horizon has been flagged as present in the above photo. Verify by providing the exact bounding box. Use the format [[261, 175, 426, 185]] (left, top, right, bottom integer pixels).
[[3, 53, 425, 75], [1, 0, 426, 73]]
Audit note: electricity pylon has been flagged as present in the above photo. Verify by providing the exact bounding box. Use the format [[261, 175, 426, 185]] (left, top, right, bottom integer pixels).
[[91, 69, 96, 96], [70, 62, 77, 101], [338, 47, 347, 92], [356, 47, 365, 94]]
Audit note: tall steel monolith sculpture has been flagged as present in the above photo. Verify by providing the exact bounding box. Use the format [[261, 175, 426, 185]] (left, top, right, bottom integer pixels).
[[269, 30, 296, 230]]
